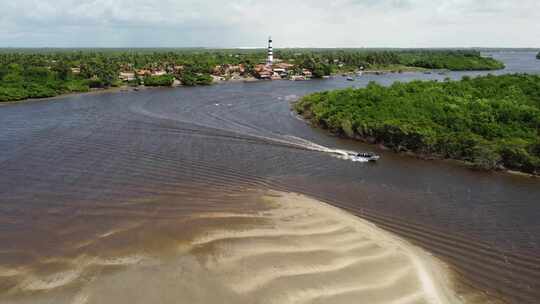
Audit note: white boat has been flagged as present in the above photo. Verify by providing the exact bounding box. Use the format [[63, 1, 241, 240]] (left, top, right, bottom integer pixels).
[[358, 152, 380, 161], [344, 151, 380, 162]]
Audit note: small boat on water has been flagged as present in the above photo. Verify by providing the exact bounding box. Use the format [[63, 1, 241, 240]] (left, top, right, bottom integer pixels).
[[346, 77, 355, 81], [356, 152, 380, 161], [346, 151, 380, 162]]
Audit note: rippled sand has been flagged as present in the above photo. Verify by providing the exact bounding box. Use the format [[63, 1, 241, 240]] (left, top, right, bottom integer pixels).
[[1, 191, 461, 304]]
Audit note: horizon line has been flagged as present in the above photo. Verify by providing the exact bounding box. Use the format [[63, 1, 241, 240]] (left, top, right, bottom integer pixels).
[[0, 46, 539, 50]]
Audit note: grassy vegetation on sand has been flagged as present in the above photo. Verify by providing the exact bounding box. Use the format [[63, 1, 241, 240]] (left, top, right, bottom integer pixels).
[[295, 74, 540, 175]]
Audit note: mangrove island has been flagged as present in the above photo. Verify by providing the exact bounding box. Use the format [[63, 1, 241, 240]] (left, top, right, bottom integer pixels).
[[295, 74, 540, 175]]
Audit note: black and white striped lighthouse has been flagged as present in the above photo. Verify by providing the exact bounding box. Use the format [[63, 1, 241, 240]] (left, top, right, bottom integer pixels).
[[266, 36, 273, 66]]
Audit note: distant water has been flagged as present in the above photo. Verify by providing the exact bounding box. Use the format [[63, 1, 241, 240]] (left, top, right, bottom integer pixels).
[[1, 51, 539, 303]]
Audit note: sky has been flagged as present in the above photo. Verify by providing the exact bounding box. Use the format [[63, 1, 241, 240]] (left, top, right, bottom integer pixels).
[[0, 0, 539, 48]]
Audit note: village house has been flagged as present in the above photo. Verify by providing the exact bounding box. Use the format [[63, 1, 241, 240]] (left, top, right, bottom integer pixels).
[[273, 62, 294, 70], [231, 64, 246, 74], [272, 68, 288, 78], [136, 69, 151, 78], [290, 75, 307, 81], [119, 72, 136, 82], [152, 70, 167, 76], [271, 72, 282, 80], [213, 64, 246, 77], [254, 64, 273, 79], [212, 65, 224, 76], [302, 69, 313, 78], [70, 67, 81, 74], [271, 62, 295, 79]]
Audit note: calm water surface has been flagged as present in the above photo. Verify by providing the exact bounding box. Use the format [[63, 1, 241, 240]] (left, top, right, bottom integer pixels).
[[1, 51, 540, 303]]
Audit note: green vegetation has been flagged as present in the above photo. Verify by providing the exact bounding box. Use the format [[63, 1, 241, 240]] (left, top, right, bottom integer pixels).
[[277, 49, 504, 73], [179, 67, 213, 86], [0, 63, 90, 102], [143, 75, 174, 86], [295, 74, 540, 175], [362, 64, 427, 73], [1, 49, 504, 102], [398, 51, 504, 70]]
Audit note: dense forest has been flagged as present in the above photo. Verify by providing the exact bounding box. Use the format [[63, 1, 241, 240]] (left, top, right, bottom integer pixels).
[[295, 74, 540, 175], [278, 49, 504, 72], [1, 49, 504, 102]]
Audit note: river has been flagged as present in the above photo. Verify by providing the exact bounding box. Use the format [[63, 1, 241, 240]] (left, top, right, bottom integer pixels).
[[1, 51, 539, 304]]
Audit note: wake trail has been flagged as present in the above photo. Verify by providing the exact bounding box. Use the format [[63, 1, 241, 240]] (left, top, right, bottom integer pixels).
[[131, 101, 370, 163]]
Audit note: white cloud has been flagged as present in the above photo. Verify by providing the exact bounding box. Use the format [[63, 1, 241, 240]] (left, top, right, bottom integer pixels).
[[0, 0, 538, 47]]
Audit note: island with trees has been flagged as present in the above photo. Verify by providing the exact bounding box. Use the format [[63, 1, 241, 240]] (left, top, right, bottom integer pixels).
[[537, 52, 540, 60], [295, 74, 540, 175], [1, 49, 504, 102]]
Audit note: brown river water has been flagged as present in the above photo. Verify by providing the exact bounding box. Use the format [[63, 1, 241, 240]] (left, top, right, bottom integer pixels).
[[1, 51, 539, 303]]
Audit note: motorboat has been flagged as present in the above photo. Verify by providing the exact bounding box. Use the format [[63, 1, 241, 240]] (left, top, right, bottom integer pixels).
[[346, 77, 355, 81], [353, 152, 380, 162]]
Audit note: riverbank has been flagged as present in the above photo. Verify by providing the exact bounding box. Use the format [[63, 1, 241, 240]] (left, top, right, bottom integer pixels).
[[1, 49, 506, 103], [0, 75, 319, 106], [0, 86, 132, 106], [362, 65, 429, 74], [0, 70, 452, 106], [296, 110, 539, 178], [294, 74, 540, 176]]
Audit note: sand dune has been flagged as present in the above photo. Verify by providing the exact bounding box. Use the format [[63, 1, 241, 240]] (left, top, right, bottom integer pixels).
[[0, 191, 462, 304]]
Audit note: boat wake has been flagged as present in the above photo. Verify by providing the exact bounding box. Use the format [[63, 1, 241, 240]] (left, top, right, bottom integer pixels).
[[129, 99, 377, 164], [283, 135, 374, 163]]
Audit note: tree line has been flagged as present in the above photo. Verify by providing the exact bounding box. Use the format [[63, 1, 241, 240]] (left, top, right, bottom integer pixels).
[[295, 74, 540, 175], [277, 49, 504, 72], [1, 49, 504, 102]]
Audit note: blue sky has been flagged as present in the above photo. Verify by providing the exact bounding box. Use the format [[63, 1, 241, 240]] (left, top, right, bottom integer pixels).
[[0, 0, 539, 48]]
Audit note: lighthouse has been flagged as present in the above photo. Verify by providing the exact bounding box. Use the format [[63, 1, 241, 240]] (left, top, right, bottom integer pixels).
[[266, 36, 273, 66]]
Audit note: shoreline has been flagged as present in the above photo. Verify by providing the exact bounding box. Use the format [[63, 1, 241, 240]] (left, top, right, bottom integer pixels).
[[0, 86, 129, 106], [266, 191, 463, 304], [0, 63, 502, 106], [294, 108, 539, 178], [0, 79, 259, 106]]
